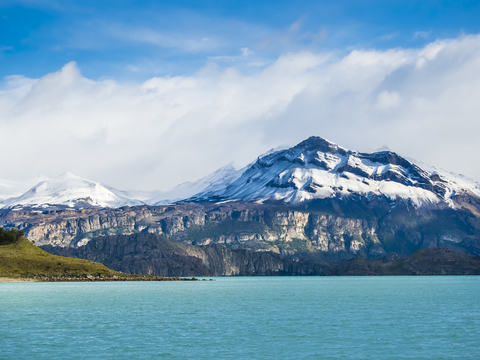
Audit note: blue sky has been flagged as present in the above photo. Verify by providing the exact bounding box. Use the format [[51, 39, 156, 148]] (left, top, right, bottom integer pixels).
[[1, 1, 480, 190], [2, 0, 480, 80]]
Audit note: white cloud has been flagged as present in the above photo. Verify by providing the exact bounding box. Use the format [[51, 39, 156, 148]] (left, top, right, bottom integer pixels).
[[241, 47, 253, 57], [1, 35, 480, 190], [376, 91, 401, 109]]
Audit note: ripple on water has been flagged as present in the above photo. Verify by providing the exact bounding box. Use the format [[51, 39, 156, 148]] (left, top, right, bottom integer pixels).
[[0, 276, 479, 359]]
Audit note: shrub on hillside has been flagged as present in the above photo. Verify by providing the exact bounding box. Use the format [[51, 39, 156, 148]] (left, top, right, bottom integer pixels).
[[0, 227, 25, 245]]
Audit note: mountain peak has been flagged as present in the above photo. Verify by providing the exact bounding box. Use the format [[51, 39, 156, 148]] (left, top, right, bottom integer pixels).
[[58, 172, 81, 178], [294, 136, 344, 154]]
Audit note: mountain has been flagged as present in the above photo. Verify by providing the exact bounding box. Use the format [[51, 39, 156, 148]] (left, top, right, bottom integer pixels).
[[0, 172, 144, 212], [0, 165, 244, 212], [190, 136, 478, 208], [147, 163, 241, 205], [4, 136, 477, 213], [1, 135, 480, 265]]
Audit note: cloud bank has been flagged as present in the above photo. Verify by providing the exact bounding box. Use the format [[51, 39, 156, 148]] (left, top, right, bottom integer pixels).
[[1, 35, 480, 190]]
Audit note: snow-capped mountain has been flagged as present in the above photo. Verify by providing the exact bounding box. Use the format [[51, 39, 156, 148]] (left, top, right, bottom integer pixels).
[[0, 176, 50, 201], [1, 137, 479, 212], [147, 164, 241, 205], [0, 172, 144, 211], [0, 165, 243, 211], [189, 136, 478, 207]]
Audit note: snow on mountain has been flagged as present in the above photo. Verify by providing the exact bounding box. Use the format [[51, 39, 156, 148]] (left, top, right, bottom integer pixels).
[[0, 172, 144, 211], [0, 176, 50, 201], [0, 164, 242, 211], [1, 137, 478, 212], [105, 187, 161, 203], [147, 164, 241, 205], [189, 136, 476, 207], [406, 158, 480, 197]]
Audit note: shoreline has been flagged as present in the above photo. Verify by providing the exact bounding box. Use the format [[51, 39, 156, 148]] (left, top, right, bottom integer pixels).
[[0, 276, 199, 283], [0, 277, 37, 283]]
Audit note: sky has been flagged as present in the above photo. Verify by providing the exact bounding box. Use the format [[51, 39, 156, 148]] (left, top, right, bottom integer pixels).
[[1, 0, 480, 191]]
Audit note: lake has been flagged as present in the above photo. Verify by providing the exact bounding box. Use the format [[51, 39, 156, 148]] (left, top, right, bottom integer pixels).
[[1, 276, 479, 359]]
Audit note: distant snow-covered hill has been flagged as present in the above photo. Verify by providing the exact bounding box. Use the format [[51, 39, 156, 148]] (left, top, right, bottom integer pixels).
[[0, 172, 144, 211], [0, 165, 244, 211]]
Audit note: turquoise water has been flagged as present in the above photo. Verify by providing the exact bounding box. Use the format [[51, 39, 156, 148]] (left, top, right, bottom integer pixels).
[[1, 277, 479, 359]]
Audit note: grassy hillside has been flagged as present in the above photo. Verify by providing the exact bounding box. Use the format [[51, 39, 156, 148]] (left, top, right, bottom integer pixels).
[[0, 228, 187, 281]]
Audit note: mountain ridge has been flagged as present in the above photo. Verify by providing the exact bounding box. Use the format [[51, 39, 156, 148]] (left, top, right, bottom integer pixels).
[[1, 136, 479, 212], [189, 136, 476, 208]]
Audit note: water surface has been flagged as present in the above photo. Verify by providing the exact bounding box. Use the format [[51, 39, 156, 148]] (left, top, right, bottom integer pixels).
[[1, 277, 479, 359]]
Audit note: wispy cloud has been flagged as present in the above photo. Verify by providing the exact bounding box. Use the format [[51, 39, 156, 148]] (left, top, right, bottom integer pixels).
[[414, 31, 431, 39], [255, 18, 328, 52], [0, 46, 13, 53], [208, 50, 247, 63], [106, 24, 219, 52], [380, 32, 399, 41]]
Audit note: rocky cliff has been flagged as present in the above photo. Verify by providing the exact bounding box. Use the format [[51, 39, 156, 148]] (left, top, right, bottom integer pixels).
[[41, 233, 480, 276], [3, 196, 480, 260], [41, 233, 330, 277]]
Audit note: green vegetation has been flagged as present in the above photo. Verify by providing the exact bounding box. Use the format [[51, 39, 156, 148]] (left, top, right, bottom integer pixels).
[[0, 228, 25, 245], [186, 220, 267, 241], [0, 227, 186, 281], [273, 237, 314, 255], [352, 234, 365, 245]]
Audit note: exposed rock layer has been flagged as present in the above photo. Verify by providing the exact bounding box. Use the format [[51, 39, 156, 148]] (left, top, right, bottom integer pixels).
[[41, 233, 330, 277], [3, 196, 480, 259], [41, 233, 480, 276]]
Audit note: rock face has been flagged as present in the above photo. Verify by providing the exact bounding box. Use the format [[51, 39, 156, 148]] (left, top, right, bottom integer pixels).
[[332, 248, 480, 276], [41, 233, 480, 276], [41, 233, 330, 277], [3, 196, 480, 260], [1, 136, 480, 265]]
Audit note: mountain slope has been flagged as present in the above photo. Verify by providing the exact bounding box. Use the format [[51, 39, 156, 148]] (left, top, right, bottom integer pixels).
[[408, 158, 480, 197], [147, 164, 241, 205], [190, 136, 477, 208], [0, 176, 50, 201]]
